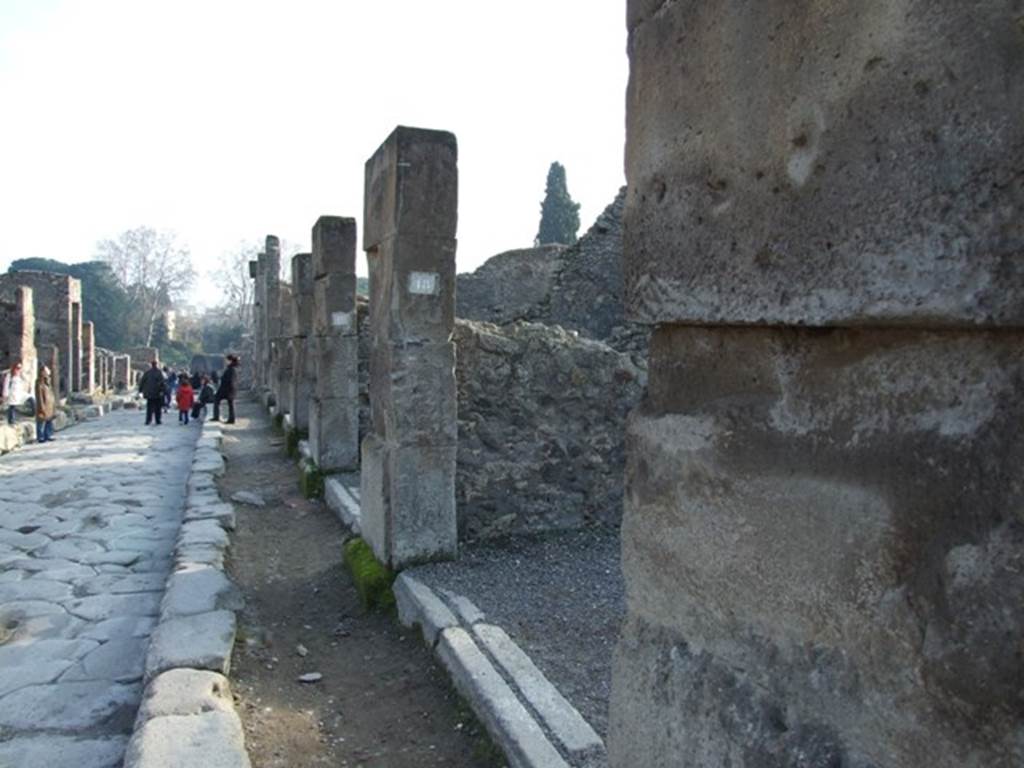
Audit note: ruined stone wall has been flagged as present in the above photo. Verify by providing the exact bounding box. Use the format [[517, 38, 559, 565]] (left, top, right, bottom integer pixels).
[[0, 287, 37, 383], [453, 319, 644, 539], [455, 244, 566, 325], [0, 271, 79, 395], [455, 189, 646, 353], [610, 3, 1024, 767]]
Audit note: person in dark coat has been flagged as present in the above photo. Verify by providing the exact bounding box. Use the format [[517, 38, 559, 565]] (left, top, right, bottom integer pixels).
[[138, 360, 166, 425], [214, 354, 239, 424]]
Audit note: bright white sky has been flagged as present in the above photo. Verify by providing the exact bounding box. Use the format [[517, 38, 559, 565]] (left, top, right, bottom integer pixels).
[[0, 0, 626, 308]]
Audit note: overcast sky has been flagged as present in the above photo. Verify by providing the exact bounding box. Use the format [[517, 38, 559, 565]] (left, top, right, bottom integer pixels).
[[0, 0, 626, 308]]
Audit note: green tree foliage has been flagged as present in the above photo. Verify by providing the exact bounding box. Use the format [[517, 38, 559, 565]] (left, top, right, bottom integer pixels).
[[535, 161, 581, 246], [8, 258, 131, 349]]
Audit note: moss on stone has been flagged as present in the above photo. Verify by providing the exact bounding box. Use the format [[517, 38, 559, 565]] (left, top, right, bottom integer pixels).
[[343, 537, 396, 611], [298, 458, 324, 499]]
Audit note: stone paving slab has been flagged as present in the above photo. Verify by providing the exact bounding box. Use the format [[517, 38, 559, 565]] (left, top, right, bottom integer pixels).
[[0, 409, 199, 766]]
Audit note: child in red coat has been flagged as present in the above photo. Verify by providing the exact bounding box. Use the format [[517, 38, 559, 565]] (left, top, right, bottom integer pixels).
[[176, 373, 195, 425]]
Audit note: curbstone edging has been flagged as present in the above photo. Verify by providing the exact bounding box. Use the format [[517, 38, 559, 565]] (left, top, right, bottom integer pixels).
[[127, 418, 251, 767], [396, 574, 607, 768]]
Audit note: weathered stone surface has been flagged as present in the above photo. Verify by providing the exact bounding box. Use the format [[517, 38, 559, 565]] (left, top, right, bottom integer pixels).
[[229, 490, 265, 507], [184, 502, 236, 530], [454, 319, 644, 538], [123, 710, 251, 768], [456, 245, 566, 326], [0, 638, 98, 696], [622, 1, 1024, 328], [394, 573, 458, 647], [0, 680, 139, 731], [312, 215, 357, 280], [177, 519, 229, 551], [145, 610, 237, 680], [135, 669, 235, 723], [0, 734, 128, 768], [473, 623, 603, 760], [612, 325, 1024, 767], [160, 565, 242, 618], [60, 636, 148, 683], [437, 627, 568, 768], [361, 437, 457, 569]]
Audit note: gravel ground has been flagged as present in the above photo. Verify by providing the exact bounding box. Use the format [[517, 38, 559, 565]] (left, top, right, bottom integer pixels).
[[408, 526, 623, 738]]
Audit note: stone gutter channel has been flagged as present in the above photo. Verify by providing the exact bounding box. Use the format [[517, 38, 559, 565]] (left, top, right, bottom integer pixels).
[[123, 418, 251, 767], [290, 426, 607, 768]]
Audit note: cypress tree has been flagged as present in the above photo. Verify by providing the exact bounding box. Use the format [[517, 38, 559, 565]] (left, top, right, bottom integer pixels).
[[535, 161, 581, 246]]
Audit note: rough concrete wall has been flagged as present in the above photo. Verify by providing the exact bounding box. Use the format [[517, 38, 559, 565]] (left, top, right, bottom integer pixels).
[[454, 319, 645, 539], [612, 2, 1024, 767]]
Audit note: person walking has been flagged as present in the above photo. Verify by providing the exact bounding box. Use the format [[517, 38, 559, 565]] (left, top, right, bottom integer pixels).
[[2, 361, 31, 425], [139, 360, 166, 425], [163, 366, 177, 413], [176, 373, 194, 425], [34, 365, 56, 443], [215, 354, 239, 424]]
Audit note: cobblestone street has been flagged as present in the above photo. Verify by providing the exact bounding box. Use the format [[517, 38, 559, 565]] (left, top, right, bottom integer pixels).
[[0, 410, 197, 767]]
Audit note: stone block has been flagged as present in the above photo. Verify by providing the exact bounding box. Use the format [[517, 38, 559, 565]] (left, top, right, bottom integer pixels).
[[611, 324, 1024, 768], [393, 573, 459, 648], [366, 233, 456, 345], [313, 334, 359, 402], [312, 215, 357, 279], [313, 273, 358, 336], [309, 393, 359, 473], [144, 610, 237, 681], [473, 623, 603, 760], [135, 669, 235, 724], [324, 476, 362, 534], [436, 627, 568, 768], [623, 0, 1024, 328], [124, 710, 250, 768], [369, 340, 456, 446], [360, 436, 456, 569], [160, 565, 243, 618], [363, 126, 458, 249]]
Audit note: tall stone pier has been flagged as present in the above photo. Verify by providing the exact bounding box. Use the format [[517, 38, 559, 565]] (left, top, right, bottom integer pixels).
[[250, 257, 264, 389], [289, 253, 314, 434], [273, 282, 294, 417], [70, 300, 82, 392], [113, 355, 131, 392], [610, 3, 1024, 768], [82, 321, 95, 393], [309, 216, 359, 472], [264, 236, 282, 403], [360, 126, 458, 569]]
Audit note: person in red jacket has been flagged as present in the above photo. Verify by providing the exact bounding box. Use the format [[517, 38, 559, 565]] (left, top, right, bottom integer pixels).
[[176, 373, 195, 425]]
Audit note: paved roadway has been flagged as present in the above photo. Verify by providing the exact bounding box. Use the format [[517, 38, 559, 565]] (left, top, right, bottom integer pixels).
[[0, 409, 196, 767]]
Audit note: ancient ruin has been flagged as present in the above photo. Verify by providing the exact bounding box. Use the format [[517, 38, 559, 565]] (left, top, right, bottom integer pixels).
[[609, 2, 1024, 767], [6, 4, 1021, 765]]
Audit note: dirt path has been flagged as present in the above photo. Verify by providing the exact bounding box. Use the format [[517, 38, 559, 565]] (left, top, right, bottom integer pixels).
[[218, 398, 501, 768]]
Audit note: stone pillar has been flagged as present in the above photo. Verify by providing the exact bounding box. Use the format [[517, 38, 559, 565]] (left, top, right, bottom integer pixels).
[[610, 4, 1024, 768], [360, 126, 458, 569], [273, 282, 294, 416], [264, 237, 281, 402], [249, 259, 261, 388], [82, 321, 95, 393], [289, 253, 314, 433], [70, 301, 82, 392], [309, 216, 359, 472], [114, 355, 130, 392]]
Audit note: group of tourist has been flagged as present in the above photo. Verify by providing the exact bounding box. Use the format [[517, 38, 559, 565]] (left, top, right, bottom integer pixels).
[[1, 360, 57, 443], [137, 354, 239, 427]]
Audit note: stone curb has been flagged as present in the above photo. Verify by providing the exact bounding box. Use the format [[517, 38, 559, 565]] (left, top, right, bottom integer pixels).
[[324, 477, 362, 534], [395, 573, 606, 768], [125, 418, 252, 768]]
